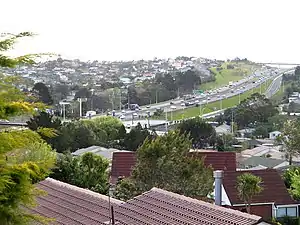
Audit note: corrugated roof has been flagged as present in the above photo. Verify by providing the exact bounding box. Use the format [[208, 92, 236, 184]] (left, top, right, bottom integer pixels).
[[189, 151, 237, 171], [110, 151, 237, 184], [110, 151, 137, 184], [223, 169, 296, 205], [33, 179, 263, 225]]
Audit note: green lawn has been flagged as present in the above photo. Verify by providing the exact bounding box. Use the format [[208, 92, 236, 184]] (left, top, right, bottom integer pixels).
[[167, 79, 272, 121], [270, 81, 291, 104], [199, 62, 261, 91]]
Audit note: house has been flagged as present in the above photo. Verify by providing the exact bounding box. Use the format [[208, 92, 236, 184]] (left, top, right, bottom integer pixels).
[[219, 169, 299, 220], [110, 151, 136, 184], [215, 123, 231, 134], [238, 156, 289, 170], [71, 145, 129, 161], [269, 131, 281, 140], [32, 178, 266, 225], [110, 151, 237, 185]]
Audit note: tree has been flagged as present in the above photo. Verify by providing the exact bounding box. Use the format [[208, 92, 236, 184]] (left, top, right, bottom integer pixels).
[[123, 123, 151, 151], [236, 173, 263, 214], [222, 94, 278, 129], [216, 133, 237, 151], [50, 152, 109, 194], [177, 117, 217, 148], [0, 32, 56, 224], [285, 168, 300, 200], [277, 120, 300, 165], [32, 82, 53, 105], [114, 131, 214, 201]]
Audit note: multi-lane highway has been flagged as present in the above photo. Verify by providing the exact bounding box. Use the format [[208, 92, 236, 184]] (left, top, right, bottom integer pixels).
[[113, 68, 287, 121]]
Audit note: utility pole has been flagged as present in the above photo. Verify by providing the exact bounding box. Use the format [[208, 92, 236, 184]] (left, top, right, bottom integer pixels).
[[155, 90, 158, 104], [231, 110, 234, 134], [119, 92, 122, 111], [127, 88, 130, 110], [79, 98, 82, 118], [260, 83, 262, 94], [220, 98, 222, 110], [238, 92, 241, 104], [165, 110, 168, 132], [63, 103, 66, 122]]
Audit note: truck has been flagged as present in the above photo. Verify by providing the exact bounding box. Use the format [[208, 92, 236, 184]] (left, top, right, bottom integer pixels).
[[229, 81, 233, 87]]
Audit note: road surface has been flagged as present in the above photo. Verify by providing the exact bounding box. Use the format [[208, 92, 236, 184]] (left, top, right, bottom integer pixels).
[[116, 68, 288, 121]]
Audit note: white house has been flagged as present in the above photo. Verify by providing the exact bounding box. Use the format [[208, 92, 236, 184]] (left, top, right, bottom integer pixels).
[[269, 131, 281, 140]]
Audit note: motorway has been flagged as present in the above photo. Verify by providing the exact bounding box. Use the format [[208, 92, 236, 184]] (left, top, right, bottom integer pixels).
[[114, 68, 287, 121]]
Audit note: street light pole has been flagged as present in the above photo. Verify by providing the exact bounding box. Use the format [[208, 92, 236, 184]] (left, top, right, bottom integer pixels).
[[79, 98, 82, 118], [220, 98, 223, 110]]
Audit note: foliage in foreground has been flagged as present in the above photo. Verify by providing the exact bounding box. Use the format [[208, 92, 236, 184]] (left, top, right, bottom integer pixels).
[[0, 32, 56, 225], [236, 173, 263, 214], [50, 152, 109, 194], [114, 130, 214, 201]]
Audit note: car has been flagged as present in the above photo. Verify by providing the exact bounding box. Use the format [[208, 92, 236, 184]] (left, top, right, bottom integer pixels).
[[180, 103, 185, 106], [207, 97, 211, 100], [119, 114, 125, 120], [170, 102, 174, 105], [121, 110, 126, 113], [146, 105, 150, 108], [170, 105, 177, 109], [133, 112, 138, 117], [195, 100, 200, 103]]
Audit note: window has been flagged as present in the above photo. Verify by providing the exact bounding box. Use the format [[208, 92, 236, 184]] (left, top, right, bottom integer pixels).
[[277, 207, 297, 218]]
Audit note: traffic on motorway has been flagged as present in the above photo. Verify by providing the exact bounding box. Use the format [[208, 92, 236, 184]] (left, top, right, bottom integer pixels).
[[91, 68, 286, 121]]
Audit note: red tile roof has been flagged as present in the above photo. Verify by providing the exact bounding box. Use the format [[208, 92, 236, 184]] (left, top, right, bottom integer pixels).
[[115, 187, 262, 225], [223, 169, 296, 205], [33, 178, 262, 225], [189, 151, 237, 171], [32, 178, 123, 225], [110, 151, 136, 184], [110, 151, 236, 184]]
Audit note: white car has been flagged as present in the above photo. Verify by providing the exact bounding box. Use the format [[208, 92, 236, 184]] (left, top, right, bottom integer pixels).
[[170, 105, 177, 110], [133, 112, 138, 117], [195, 100, 200, 104], [121, 110, 126, 113], [180, 103, 185, 106], [119, 114, 125, 120]]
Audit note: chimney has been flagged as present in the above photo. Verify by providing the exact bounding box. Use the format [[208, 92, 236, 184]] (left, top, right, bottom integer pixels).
[[214, 170, 223, 206]]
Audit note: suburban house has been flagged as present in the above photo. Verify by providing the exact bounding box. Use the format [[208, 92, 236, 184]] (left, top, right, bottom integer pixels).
[[110, 151, 237, 185], [215, 169, 300, 220], [269, 131, 281, 140], [32, 177, 267, 225], [238, 156, 289, 170]]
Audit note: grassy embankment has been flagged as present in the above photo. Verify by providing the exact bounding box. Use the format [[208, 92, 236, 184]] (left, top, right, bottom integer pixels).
[[200, 61, 261, 91], [166, 79, 273, 121], [270, 81, 291, 104]]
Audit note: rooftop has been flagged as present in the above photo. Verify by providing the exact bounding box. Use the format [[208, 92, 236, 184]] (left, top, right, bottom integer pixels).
[[32, 178, 263, 225], [223, 169, 296, 205]]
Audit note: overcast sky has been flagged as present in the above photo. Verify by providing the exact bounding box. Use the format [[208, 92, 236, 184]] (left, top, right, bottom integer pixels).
[[0, 0, 299, 62]]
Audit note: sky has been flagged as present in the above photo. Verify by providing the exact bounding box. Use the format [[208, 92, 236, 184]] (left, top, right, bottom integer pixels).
[[0, 0, 299, 63]]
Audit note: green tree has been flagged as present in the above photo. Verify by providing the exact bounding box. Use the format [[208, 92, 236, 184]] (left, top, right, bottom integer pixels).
[[114, 131, 214, 201], [123, 123, 151, 151], [50, 152, 109, 194], [32, 82, 53, 105], [236, 173, 263, 214], [0, 32, 56, 224], [177, 117, 217, 148], [277, 120, 300, 165]]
